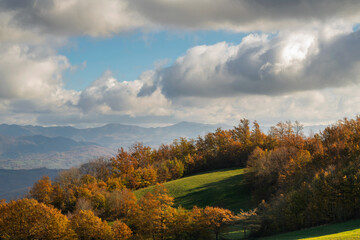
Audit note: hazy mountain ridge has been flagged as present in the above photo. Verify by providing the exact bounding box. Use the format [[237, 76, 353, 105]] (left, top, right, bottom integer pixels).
[[0, 135, 96, 156], [0, 134, 115, 169], [0, 122, 229, 148]]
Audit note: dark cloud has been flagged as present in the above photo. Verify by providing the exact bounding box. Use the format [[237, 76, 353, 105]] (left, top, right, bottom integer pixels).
[[1, 0, 360, 38], [142, 30, 360, 98], [0, 0, 145, 38], [129, 0, 360, 31], [0, 0, 36, 11]]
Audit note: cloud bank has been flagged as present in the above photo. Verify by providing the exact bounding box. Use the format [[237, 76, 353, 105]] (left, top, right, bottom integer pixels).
[[0, 0, 360, 127], [1, 0, 360, 39], [143, 27, 360, 99], [129, 0, 360, 31]]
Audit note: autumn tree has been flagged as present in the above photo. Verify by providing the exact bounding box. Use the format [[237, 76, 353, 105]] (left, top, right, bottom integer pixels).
[[129, 142, 154, 167], [111, 148, 137, 177], [250, 120, 266, 148], [233, 209, 260, 238], [29, 176, 53, 204], [55, 167, 82, 188], [70, 210, 113, 240], [232, 118, 251, 146], [200, 206, 234, 240], [79, 157, 112, 181], [246, 146, 299, 202], [169, 206, 212, 240], [127, 166, 158, 189], [132, 184, 176, 240], [167, 207, 195, 240], [0, 198, 76, 240], [112, 220, 132, 240], [105, 188, 137, 220]]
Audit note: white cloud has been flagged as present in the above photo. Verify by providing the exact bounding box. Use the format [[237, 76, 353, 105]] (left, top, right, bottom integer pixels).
[[77, 71, 171, 117], [0, 42, 79, 124], [0, 44, 71, 99]]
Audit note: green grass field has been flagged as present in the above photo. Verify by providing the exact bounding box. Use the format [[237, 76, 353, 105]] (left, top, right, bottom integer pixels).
[[261, 219, 360, 240], [134, 168, 252, 212]]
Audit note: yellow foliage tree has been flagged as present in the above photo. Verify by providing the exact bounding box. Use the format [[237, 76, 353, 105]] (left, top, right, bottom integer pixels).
[[0, 198, 76, 240], [70, 210, 114, 240], [29, 176, 53, 204]]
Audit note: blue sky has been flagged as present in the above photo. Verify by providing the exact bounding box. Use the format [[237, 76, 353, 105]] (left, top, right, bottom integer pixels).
[[61, 30, 247, 91], [0, 0, 360, 127]]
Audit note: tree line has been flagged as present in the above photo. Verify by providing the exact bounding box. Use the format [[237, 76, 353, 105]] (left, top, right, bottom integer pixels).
[[1, 185, 233, 240]]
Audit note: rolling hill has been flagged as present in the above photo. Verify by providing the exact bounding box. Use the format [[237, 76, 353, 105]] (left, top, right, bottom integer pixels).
[[134, 168, 252, 212]]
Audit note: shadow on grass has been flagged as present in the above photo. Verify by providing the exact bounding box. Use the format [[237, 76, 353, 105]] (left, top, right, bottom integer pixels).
[[174, 173, 253, 213], [262, 219, 360, 240]]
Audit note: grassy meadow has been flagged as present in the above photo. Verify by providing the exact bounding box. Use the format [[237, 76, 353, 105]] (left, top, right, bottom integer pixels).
[[134, 168, 252, 212]]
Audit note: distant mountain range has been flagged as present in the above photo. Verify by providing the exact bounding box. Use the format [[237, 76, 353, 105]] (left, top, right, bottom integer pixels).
[[0, 134, 114, 169], [0, 122, 229, 169]]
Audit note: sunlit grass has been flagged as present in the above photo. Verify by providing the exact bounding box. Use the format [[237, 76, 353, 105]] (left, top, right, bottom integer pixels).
[[134, 168, 252, 212], [261, 219, 360, 240]]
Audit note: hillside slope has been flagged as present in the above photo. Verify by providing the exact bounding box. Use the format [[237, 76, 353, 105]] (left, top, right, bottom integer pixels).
[[134, 168, 252, 212]]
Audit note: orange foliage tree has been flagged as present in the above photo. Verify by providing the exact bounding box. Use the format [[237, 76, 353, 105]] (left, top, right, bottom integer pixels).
[[105, 188, 137, 220], [112, 220, 132, 240], [132, 184, 176, 240], [200, 206, 234, 240]]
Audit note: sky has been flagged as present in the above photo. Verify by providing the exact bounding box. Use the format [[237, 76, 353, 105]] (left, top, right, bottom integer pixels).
[[1, 0, 360, 128]]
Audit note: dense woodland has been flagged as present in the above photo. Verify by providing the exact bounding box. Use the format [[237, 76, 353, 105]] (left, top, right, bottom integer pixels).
[[2, 117, 360, 239]]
